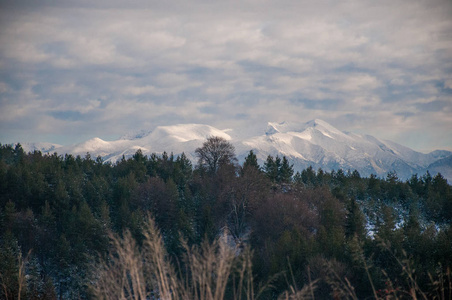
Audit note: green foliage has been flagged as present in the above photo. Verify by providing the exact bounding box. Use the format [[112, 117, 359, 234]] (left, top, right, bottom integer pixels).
[[0, 142, 451, 299], [345, 197, 366, 240], [279, 156, 294, 183], [298, 166, 317, 187], [242, 150, 260, 172], [264, 155, 279, 182], [264, 155, 293, 184]]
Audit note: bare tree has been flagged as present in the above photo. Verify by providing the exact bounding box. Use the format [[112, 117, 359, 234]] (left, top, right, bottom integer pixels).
[[195, 136, 237, 174]]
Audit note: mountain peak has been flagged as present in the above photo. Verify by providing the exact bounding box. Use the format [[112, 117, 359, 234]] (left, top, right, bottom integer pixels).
[[265, 121, 309, 135], [305, 119, 347, 138], [265, 122, 282, 135], [306, 119, 337, 130], [265, 119, 339, 136]]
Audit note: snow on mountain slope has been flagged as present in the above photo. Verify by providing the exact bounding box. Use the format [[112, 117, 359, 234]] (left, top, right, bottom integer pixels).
[[54, 124, 232, 163], [14, 120, 452, 181], [424, 155, 452, 181], [21, 142, 62, 154], [56, 137, 130, 159], [121, 124, 231, 142]]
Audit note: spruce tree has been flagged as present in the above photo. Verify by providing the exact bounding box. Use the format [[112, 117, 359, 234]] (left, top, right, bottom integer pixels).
[[278, 156, 293, 183], [264, 155, 277, 182], [345, 197, 366, 240], [243, 150, 260, 171]]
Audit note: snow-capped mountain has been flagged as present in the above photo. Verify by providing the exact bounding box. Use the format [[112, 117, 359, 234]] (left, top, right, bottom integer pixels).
[[18, 119, 452, 181], [55, 124, 232, 163], [234, 119, 451, 180]]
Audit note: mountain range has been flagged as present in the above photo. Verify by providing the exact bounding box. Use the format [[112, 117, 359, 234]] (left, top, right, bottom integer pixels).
[[20, 119, 452, 181]]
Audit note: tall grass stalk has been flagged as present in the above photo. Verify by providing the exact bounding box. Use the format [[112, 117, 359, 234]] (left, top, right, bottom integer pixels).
[[91, 216, 296, 300]]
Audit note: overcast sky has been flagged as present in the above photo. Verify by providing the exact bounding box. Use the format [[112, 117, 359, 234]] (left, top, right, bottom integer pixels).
[[0, 0, 451, 152]]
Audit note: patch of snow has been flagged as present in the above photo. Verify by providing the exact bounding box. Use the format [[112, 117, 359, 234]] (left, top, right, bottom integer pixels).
[[319, 129, 334, 139], [21, 142, 62, 153], [290, 130, 313, 141]]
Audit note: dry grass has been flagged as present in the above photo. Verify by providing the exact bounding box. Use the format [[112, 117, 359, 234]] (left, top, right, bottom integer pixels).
[[0, 248, 27, 300], [90, 216, 289, 300], [93, 216, 452, 300], [429, 266, 452, 300], [322, 236, 452, 300]]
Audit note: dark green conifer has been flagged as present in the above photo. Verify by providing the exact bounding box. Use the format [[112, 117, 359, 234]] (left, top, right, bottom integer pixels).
[[243, 150, 260, 171]]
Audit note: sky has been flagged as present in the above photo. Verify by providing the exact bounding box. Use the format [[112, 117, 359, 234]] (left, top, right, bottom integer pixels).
[[0, 0, 451, 153]]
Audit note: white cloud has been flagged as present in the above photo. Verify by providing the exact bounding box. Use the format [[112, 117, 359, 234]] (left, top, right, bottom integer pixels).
[[340, 74, 381, 92], [0, 0, 451, 151]]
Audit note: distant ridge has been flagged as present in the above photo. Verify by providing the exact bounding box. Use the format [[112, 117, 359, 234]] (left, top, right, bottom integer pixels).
[[18, 119, 452, 182]]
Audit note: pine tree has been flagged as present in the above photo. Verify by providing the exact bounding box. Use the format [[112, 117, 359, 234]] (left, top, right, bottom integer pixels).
[[264, 155, 278, 182], [345, 197, 366, 240], [278, 156, 293, 184], [403, 206, 421, 255], [53, 234, 71, 299], [317, 168, 325, 185], [174, 152, 192, 187], [301, 166, 316, 186], [3, 200, 16, 232], [243, 150, 260, 171], [377, 204, 397, 241]]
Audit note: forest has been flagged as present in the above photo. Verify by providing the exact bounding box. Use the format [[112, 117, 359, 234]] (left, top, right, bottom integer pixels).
[[0, 137, 451, 299]]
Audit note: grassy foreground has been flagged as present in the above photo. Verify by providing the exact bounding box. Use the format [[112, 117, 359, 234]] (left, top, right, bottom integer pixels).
[[90, 216, 451, 300]]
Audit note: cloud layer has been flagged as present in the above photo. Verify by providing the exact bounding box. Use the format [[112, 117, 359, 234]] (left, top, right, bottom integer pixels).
[[1, 0, 451, 151]]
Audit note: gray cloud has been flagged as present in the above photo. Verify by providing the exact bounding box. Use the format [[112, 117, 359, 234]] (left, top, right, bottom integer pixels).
[[0, 0, 451, 152], [415, 100, 452, 112], [49, 110, 85, 122]]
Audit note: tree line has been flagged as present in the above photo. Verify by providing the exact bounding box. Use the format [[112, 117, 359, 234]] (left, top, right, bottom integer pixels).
[[0, 138, 451, 299]]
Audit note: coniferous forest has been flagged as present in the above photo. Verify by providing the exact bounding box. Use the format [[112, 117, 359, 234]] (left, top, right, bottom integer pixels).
[[1, 138, 451, 299]]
